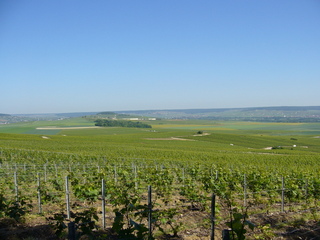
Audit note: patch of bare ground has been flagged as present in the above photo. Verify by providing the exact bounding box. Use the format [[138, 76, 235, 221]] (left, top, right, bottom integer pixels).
[[264, 147, 273, 150], [263, 146, 309, 150], [2, 208, 320, 239], [145, 137, 196, 141], [2, 195, 319, 239], [192, 133, 211, 136], [0, 219, 57, 240], [177, 211, 212, 240], [247, 211, 320, 240]]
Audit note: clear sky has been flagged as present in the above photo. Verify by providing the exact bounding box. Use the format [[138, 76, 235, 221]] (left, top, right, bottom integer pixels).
[[1, 0, 319, 114]]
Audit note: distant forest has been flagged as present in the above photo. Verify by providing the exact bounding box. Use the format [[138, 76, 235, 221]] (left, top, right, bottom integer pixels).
[[94, 119, 152, 128]]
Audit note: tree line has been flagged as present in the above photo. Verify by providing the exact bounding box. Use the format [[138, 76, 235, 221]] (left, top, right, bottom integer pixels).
[[94, 119, 152, 128]]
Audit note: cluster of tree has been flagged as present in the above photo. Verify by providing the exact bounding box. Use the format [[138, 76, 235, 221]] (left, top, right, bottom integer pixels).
[[94, 119, 152, 128]]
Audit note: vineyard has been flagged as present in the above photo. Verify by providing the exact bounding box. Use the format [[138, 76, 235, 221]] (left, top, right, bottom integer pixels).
[[0, 119, 320, 239]]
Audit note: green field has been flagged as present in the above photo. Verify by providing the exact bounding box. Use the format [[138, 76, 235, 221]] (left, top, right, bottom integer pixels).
[[1, 118, 320, 239], [1, 118, 320, 173]]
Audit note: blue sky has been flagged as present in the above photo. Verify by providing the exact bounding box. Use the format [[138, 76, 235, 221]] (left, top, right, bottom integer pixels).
[[1, 0, 319, 114]]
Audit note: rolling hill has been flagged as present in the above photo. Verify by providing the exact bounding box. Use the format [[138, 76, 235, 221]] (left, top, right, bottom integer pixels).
[[117, 106, 320, 122], [2, 106, 320, 123]]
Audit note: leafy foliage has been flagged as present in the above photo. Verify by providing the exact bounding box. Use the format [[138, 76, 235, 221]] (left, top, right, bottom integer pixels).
[[0, 193, 32, 222], [47, 208, 99, 239], [95, 119, 152, 128]]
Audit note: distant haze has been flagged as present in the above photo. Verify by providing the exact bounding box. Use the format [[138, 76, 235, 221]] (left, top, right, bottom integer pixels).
[[1, 106, 318, 123]]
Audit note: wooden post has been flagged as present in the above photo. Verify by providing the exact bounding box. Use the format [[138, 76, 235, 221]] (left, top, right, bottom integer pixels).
[[222, 229, 230, 240], [54, 163, 58, 177], [210, 194, 216, 240], [243, 174, 247, 207], [281, 176, 285, 212], [68, 222, 76, 240], [114, 166, 117, 184], [148, 185, 152, 239], [44, 164, 47, 182]]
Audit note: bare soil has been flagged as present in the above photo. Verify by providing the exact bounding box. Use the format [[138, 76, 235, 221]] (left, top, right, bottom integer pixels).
[[145, 137, 195, 141]]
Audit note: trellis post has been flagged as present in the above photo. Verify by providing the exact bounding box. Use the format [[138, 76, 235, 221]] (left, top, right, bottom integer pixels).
[[14, 172, 19, 202], [210, 194, 216, 240], [65, 176, 71, 219], [101, 179, 106, 229], [148, 185, 152, 239], [281, 176, 285, 212], [37, 173, 42, 214]]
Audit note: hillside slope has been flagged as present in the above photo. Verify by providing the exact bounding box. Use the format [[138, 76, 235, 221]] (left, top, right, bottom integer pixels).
[[117, 106, 320, 122]]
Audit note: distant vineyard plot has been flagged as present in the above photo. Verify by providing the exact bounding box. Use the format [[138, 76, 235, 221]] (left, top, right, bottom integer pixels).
[[1, 118, 320, 239]]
